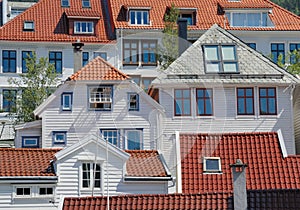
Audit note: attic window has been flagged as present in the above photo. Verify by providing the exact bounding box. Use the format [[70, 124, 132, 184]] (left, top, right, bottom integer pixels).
[[226, 11, 274, 27], [23, 21, 34, 31], [129, 10, 149, 25], [179, 9, 197, 25], [74, 21, 94, 34], [61, 0, 69, 7], [82, 0, 90, 8], [203, 157, 221, 173]]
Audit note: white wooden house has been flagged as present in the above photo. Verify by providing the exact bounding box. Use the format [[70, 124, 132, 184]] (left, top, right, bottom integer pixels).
[[150, 25, 300, 189], [15, 56, 165, 151]]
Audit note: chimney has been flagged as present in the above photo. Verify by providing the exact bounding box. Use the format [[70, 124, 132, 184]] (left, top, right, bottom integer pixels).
[[177, 18, 188, 56], [230, 159, 247, 210], [72, 40, 84, 73]]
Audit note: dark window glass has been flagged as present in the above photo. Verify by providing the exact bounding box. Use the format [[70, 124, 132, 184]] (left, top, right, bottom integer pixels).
[[196, 88, 213, 116], [271, 43, 285, 64], [259, 87, 277, 115], [49, 51, 62, 74], [237, 88, 254, 115], [3, 50, 16, 73], [174, 89, 191, 116]]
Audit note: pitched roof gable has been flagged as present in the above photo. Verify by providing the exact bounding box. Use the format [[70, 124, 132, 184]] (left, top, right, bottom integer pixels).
[[152, 24, 299, 86], [0, 0, 111, 43], [68, 56, 129, 81], [179, 132, 300, 193], [0, 148, 60, 177], [110, 0, 300, 31], [63, 189, 300, 210], [125, 150, 170, 177]]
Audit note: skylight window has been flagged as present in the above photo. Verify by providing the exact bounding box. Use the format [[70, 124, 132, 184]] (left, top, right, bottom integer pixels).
[[129, 10, 149, 25], [61, 0, 69, 7], [226, 11, 274, 27], [203, 157, 221, 173], [204, 45, 238, 73], [82, 0, 90, 7], [23, 21, 34, 31]]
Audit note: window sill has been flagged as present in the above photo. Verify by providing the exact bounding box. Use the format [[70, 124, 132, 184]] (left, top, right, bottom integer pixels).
[[235, 115, 257, 119], [257, 115, 279, 119], [196, 115, 215, 119]]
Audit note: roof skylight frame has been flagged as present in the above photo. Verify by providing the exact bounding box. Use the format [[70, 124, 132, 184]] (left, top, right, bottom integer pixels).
[[203, 157, 222, 173], [23, 21, 34, 31]]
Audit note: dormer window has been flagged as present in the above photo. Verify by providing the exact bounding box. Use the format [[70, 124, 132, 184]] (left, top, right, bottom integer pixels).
[[23, 21, 34, 31], [82, 0, 90, 8], [74, 21, 94, 34], [129, 10, 149, 25], [178, 9, 197, 25], [226, 11, 274, 27], [61, 0, 69, 7], [203, 45, 238, 73], [203, 157, 221, 173]]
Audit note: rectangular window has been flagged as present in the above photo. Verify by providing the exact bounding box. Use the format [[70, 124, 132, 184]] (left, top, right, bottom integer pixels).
[[23, 21, 34, 31], [142, 78, 152, 92], [142, 40, 157, 65], [179, 12, 195, 25], [83, 52, 89, 66], [82, 0, 90, 7], [89, 86, 112, 110], [93, 52, 107, 61], [52, 131, 67, 145], [74, 21, 94, 34], [61, 92, 72, 111], [289, 43, 300, 64], [271, 43, 285, 64], [22, 51, 33, 73], [174, 89, 191, 116], [237, 88, 254, 115], [39, 187, 53, 196], [22, 137, 39, 148], [204, 45, 238, 73], [259, 87, 277, 115], [82, 163, 101, 189], [246, 43, 256, 50], [101, 129, 118, 146], [196, 88, 213, 116], [228, 12, 273, 27], [49, 51, 62, 74], [125, 129, 143, 150], [2, 50, 16, 73], [16, 187, 31, 196], [61, 0, 69, 7], [203, 157, 221, 173], [128, 93, 139, 111], [2, 89, 16, 112], [123, 40, 138, 65], [129, 10, 149, 25]]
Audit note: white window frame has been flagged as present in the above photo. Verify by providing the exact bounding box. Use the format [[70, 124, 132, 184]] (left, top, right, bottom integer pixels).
[[129, 10, 149, 25], [23, 21, 34, 31], [124, 129, 143, 150], [62, 92, 72, 111], [128, 93, 139, 111], [13, 185, 55, 199], [74, 21, 94, 34], [101, 129, 119, 147], [226, 10, 273, 27], [52, 131, 67, 145], [22, 136, 39, 148], [203, 157, 222, 173], [38, 186, 54, 197], [88, 86, 113, 110], [14, 186, 32, 198], [80, 162, 102, 191]]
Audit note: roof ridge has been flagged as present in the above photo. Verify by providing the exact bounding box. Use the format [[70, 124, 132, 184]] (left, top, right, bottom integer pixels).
[[180, 131, 277, 136]]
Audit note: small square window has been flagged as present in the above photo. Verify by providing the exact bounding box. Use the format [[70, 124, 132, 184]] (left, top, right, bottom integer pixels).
[[82, 0, 90, 7], [61, 0, 69, 7], [22, 137, 39, 148], [89, 86, 112, 111], [16, 187, 31, 196], [203, 157, 221, 173], [62, 93, 73, 111], [52, 131, 67, 145], [39, 187, 53, 195], [128, 93, 139, 111], [23, 21, 34, 31]]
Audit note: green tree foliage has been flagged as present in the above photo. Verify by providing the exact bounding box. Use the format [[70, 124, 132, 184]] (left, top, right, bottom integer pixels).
[[270, 0, 300, 15], [158, 3, 179, 70], [8, 53, 58, 123], [276, 50, 300, 75]]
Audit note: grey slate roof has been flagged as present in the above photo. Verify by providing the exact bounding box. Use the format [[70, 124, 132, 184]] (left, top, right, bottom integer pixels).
[[152, 24, 299, 86]]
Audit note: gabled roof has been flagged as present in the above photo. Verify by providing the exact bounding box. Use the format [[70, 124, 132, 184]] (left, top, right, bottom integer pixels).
[[152, 24, 299, 86], [0, 0, 112, 43], [68, 56, 129, 81], [62, 189, 300, 210], [110, 0, 300, 31], [179, 132, 300, 193], [125, 150, 170, 178], [0, 148, 60, 177]]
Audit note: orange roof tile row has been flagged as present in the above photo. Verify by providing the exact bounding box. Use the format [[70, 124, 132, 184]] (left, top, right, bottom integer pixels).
[[125, 150, 168, 177], [68, 56, 129, 81], [0, 148, 60, 177], [180, 132, 300, 193], [63, 189, 300, 210]]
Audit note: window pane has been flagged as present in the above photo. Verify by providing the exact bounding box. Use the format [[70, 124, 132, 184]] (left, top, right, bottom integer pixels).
[[143, 11, 148, 24], [130, 11, 135, 24], [246, 98, 253, 113], [137, 11, 142, 24], [222, 46, 235, 60], [206, 159, 219, 171], [232, 13, 246, 26], [183, 99, 191, 115], [127, 130, 141, 150], [223, 63, 238, 72], [206, 63, 220, 72], [205, 46, 218, 60]]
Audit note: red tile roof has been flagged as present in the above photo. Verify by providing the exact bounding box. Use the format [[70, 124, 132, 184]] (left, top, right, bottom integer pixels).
[[126, 150, 169, 177], [110, 0, 300, 31], [0, 0, 112, 43], [0, 148, 60, 177], [180, 132, 300, 193], [63, 189, 300, 210], [68, 56, 129, 81]]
